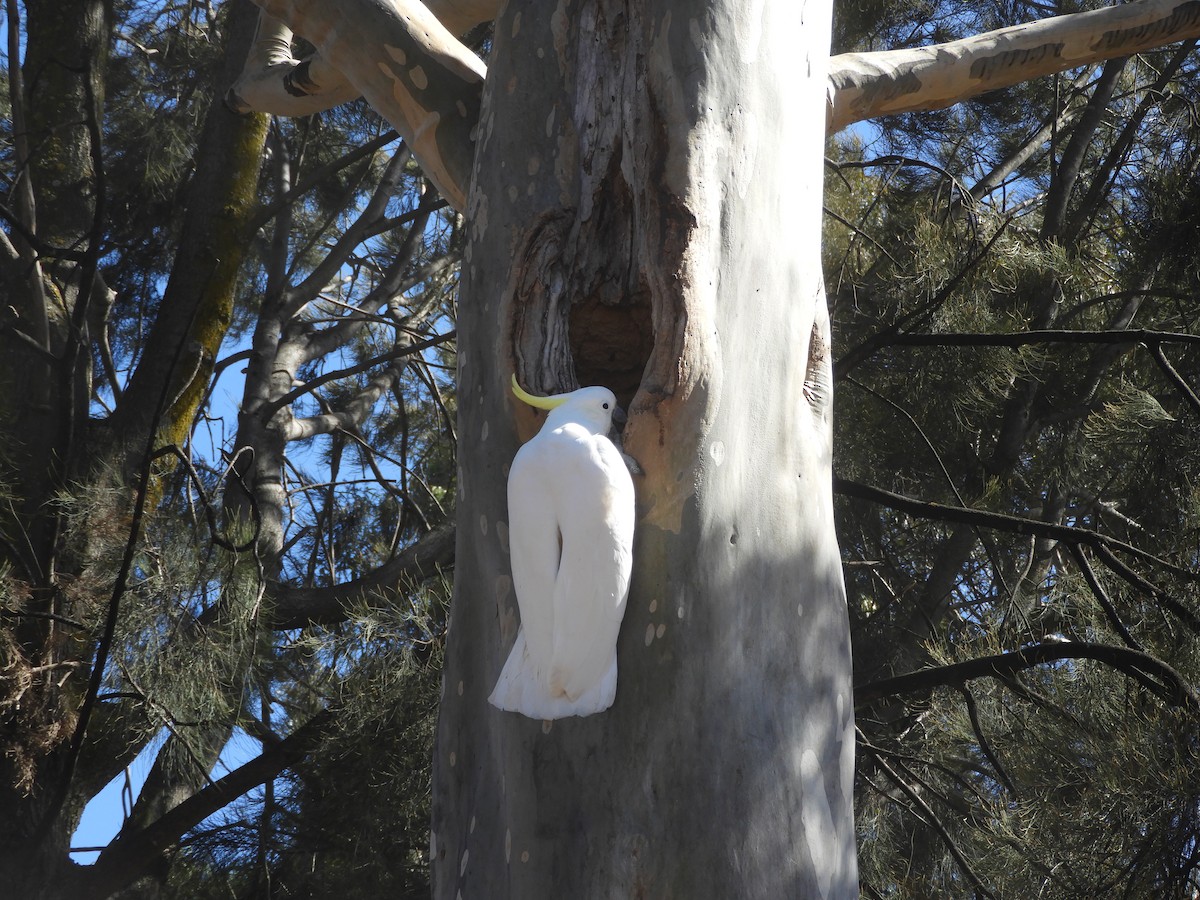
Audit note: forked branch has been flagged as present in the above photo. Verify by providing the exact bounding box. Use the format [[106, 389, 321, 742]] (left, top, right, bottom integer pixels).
[[240, 0, 488, 210]]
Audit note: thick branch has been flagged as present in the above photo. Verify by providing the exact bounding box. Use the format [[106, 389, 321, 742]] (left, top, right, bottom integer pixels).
[[243, 0, 486, 210], [226, 12, 359, 117], [111, 0, 269, 450], [229, 0, 499, 120], [828, 0, 1200, 132], [267, 524, 454, 628], [82, 709, 335, 900]]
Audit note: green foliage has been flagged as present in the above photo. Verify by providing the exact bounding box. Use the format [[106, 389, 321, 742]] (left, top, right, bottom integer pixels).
[[1, 1, 460, 894], [163, 594, 447, 900], [832, 5, 1200, 895]]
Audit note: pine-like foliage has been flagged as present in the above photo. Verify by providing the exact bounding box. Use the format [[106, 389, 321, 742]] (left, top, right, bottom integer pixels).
[[831, 3, 1200, 895], [1, 2, 459, 894]]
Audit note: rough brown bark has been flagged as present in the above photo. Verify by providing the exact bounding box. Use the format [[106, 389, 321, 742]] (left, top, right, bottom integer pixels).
[[432, 0, 856, 896], [0, 4, 113, 895], [0, 4, 269, 896], [111, 1, 269, 453]]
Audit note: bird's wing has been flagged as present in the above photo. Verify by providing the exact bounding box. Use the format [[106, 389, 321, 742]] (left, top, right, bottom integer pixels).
[[549, 431, 635, 701], [506, 437, 562, 671]]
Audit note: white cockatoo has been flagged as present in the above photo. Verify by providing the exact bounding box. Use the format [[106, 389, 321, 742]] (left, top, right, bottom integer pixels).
[[488, 374, 636, 719]]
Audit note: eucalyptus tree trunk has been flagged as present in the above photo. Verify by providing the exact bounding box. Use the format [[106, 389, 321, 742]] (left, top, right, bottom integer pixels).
[[431, 0, 857, 896]]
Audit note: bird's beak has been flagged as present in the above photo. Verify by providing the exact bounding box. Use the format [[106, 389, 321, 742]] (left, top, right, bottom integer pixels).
[[511, 374, 569, 410], [611, 405, 628, 427]]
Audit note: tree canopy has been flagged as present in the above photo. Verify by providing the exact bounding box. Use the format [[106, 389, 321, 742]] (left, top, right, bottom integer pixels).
[[828, 7, 1200, 894]]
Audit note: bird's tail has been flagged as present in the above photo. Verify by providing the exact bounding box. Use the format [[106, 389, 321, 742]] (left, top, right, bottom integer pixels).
[[488, 628, 617, 719]]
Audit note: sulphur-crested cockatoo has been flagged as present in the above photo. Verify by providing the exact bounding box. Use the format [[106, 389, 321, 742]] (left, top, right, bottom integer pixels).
[[488, 374, 635, 719]]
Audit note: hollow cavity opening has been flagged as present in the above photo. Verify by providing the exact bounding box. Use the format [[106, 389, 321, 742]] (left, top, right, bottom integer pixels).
[[568, 283, 654, 411]]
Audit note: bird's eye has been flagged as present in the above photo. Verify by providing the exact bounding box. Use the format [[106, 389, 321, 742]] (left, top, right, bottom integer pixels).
[[602, 402, 610, 409]]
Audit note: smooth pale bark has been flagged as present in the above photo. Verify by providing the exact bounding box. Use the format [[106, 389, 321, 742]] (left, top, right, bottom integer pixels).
[[828, 0, 1200, 132], [230, 0, 500, 117], [432, 0, 856, 896], [247, 0, 486, 209], [226, 12, 361, 117], [243, 0, 1200, 208]]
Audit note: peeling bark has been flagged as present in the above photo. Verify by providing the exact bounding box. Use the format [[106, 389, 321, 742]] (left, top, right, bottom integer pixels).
[[230, 0, 501, 118], [828, 0, 1200, 132], [433, 0, 856, 896], [245, 0, 486, 210], [226, 12, 360, 117]]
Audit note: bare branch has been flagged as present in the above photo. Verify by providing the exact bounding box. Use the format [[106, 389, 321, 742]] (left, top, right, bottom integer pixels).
[[260, 329, 455, 421], [281, 145, 418, 319], [829, 0, 1200, 133], [83, 708, 336, 900], [886, 327, 1200, 350], [833, 475, 1200, 587], [299, 253, 458, 363], [267, 524, 455, 629], [243, 0, 486, 211], [250, 129, 401, 233], [855, 641, 1200, 711]]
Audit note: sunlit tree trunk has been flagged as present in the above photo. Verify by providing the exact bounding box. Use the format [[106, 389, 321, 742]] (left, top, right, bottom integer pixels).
[[431, 0, 858, 895]]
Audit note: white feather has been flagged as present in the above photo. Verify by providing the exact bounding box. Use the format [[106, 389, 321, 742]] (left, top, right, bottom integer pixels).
[[489, 385, 635, 719]]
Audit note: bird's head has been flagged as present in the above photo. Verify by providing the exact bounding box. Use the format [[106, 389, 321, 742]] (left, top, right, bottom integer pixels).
[[511, 374, 622, 436]]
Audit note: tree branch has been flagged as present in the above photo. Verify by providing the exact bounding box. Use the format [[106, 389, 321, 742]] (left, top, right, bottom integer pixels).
[[854, 641, 1200, 711], [884, 327, 1200, 350], [226, 12, 360, 118], [833, 214, 1015, 379], [833, 475, 1200, 587], [1067, 543, 1144, 652], [858, 728, 999, 899], [1149, 341, 1200, 419], [258, 329, 455, 421], [229, 0, 499, 119], [82, 708, 336, 900], [244, 0, 486, 211], [828, 0, 1200, 133], [248, 129, 401, 233], [266, 524, 455, 629]]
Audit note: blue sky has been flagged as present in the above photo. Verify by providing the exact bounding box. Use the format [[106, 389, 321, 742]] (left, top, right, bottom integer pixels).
[[71, 727, 263, 864]]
